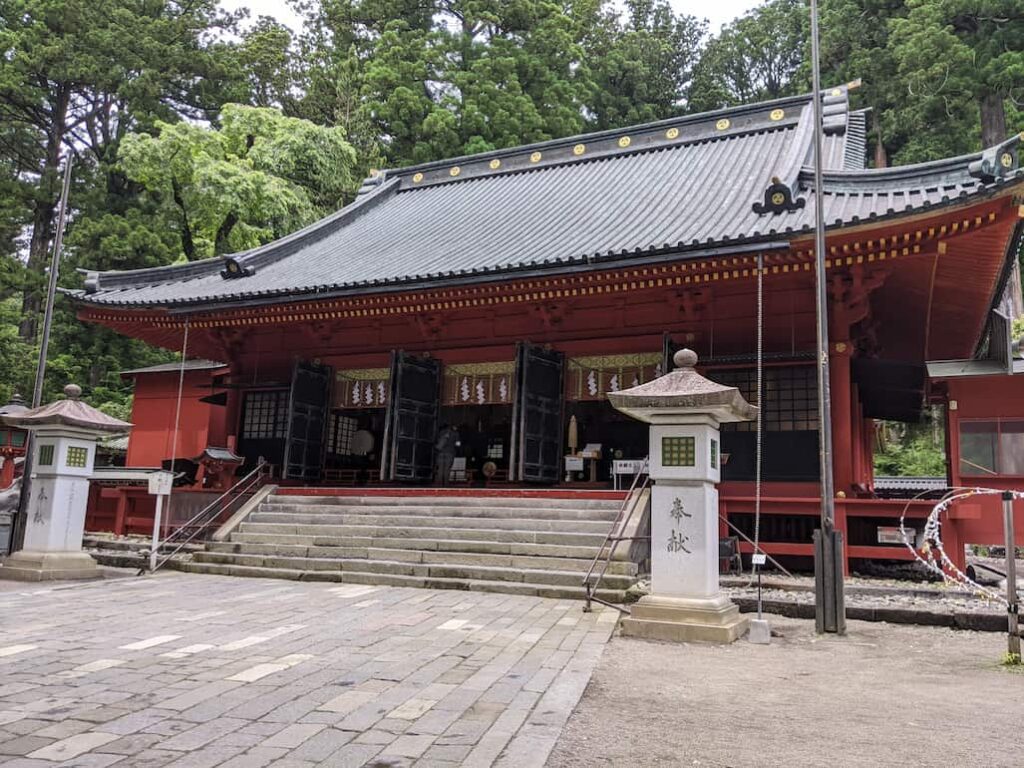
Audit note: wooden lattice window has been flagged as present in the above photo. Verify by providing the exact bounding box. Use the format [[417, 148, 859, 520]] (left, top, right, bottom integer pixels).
[[715, 365, 819, 433], [241, 390, 289, 440], [327, 413, 357, 456]]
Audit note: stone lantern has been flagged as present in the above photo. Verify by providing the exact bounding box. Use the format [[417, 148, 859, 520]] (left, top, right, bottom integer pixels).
[[0, 384, 132, 581], [0, 395, 29, 490], [608, 349, 757, 643]]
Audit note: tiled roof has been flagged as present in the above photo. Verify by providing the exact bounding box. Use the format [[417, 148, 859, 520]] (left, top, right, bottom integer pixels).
[[73, 85, 1023, 310], [120, 359, 227, 376]]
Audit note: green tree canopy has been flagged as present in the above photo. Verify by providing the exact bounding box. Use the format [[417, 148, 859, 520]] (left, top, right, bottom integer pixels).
[[584, 0, 705, 130], [0, 0, 242, 341], [689, 0, 809, 112], [118, 104, 359, 262]]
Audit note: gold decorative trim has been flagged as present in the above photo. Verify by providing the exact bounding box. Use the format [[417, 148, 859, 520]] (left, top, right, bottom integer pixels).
[[449, 166, 461, 177], [573, 143, 586, 156], [716, 118, 730, 131], [831, 88, 841, 97], [412, 172, 424, 183], [665, 128, 679, 140], [1000, 152, 1013, 169], [444, 361, 515, 376], [530, 151, 542, 163], [770, 109, 784, 121], [568, 353, 662, 370], [618, 136, 632, 148], [489, 158, 501, 170], [336, 368, 390, 381]]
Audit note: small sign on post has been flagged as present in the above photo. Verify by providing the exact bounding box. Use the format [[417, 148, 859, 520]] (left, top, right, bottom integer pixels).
[[147, 471, 174, 573]]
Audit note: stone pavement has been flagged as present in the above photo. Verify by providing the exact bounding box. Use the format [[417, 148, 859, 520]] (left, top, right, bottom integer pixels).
[[0, 571, 617, 767]]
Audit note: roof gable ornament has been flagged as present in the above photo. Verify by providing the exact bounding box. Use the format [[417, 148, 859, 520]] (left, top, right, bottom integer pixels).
[[753, 176, 807, 215], [968, 133, 1021, 183], [220, 256, 255, 280]]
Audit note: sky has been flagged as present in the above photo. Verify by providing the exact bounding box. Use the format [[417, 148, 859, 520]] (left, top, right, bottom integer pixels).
[[223, 0, 764, 35]]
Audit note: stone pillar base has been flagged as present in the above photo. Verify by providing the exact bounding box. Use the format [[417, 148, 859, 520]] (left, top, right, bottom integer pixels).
[[621, 594, 748, 644], [0, 551, 102, 582]]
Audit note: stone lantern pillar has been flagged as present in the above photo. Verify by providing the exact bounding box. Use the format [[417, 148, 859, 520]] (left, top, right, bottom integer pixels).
[[608, 349, 757, 643], [0, 384, 132, 581]]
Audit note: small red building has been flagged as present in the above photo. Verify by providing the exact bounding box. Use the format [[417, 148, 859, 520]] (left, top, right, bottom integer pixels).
[[0, 395, 28, 490], [72, 86, 1024, 570]]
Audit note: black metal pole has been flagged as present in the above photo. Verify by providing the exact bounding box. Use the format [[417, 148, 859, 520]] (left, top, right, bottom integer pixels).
[[809, 0, 845, 633], [11, 157, 73, 553]]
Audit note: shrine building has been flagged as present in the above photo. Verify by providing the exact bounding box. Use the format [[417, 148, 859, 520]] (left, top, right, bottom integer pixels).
[[72, 84, 1024, 572]]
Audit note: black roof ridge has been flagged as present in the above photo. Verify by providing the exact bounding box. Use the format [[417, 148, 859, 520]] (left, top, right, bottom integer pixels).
[[387, 87, 851, 178], [803, 131, 1023, 186], [83, 177, 400, 294]]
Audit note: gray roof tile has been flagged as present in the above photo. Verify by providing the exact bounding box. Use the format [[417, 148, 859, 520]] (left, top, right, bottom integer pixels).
[[74, 88, 1022, 310]]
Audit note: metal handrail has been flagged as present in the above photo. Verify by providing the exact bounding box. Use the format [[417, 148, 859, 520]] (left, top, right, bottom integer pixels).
[[583, 457, 650, 613], [142, 459, 269, 574]]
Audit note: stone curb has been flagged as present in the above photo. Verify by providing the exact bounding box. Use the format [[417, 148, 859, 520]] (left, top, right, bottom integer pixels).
[[733, 597, 1023, 635]]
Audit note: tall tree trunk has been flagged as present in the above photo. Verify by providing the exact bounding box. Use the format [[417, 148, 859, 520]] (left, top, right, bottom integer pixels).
[[18, 89, 69, 343], [979, 91, 1007, 149], [872, 111, 887, 169]]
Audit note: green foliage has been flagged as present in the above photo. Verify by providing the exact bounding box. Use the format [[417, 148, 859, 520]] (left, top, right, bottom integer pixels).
[[118, 104, 358, 260], [689, 0, 809, 112], [874, 419, 947, 477], [585, 0, 705, 131]]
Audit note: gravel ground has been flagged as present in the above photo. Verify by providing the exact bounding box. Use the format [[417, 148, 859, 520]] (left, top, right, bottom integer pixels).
[[546, 617, 1024, 768]]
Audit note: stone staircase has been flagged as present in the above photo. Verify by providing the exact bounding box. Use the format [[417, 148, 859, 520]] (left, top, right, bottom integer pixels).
[[179, 491, 642, 602]]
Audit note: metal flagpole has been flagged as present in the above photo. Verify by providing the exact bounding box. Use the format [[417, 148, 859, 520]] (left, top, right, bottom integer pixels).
[[809, 0, 845, 634], [12, 156, 74, 552]]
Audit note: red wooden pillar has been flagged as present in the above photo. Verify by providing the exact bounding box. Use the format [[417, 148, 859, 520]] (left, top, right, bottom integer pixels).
[[0, 456, 13, 489], [113, 490, 129, 536]]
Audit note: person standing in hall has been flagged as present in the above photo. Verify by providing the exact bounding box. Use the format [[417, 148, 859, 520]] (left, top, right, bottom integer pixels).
[[434, 424, 459, 486]]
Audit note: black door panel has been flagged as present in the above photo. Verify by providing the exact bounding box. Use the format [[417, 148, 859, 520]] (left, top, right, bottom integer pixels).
[[382, 352, 440, 482], [512, 343, 564, 484], [283, 361, 332, 481]]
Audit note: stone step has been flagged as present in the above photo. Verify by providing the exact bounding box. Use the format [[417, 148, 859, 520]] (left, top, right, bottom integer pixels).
[[246, 512, 613, 533], [175, 560, 627, 603], [205, 540, 636, 576], [266, 494, 623, 511], [191, 551, 635, 589], [257, 502, 620, 522], [227, 532, 606, 560], [235, 522, 609, 547]]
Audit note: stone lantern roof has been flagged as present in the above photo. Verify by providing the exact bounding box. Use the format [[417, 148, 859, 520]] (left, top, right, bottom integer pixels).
[[608, 349, 758, 424], [0, 385, 132, 434], [0, 394, 29, 418]]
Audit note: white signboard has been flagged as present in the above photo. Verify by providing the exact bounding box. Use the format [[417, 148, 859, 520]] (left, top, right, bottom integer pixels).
[[147, 471, 174, 496]]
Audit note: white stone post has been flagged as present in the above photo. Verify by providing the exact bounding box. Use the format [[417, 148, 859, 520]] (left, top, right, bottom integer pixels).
[[608, 349, 756, 643]]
